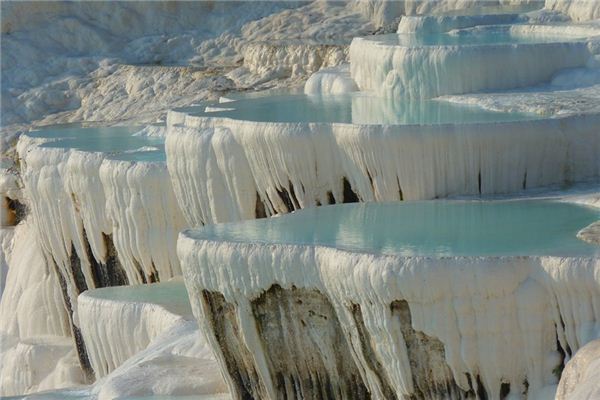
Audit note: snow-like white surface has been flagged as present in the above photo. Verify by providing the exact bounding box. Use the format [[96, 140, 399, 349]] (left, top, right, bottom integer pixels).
[[350, 25, 597, 98], [17, 133, 185, 294], [556, 339, 600, 399], [544, 0, 600, 21], [77, 281, 191, 378], [0, 335, 84, 397], [6, 286, 228, 400], [167, 111, 600, 225], [352, 0, 543, 27], [92, 321, 227, 400], [397, 12, 523, 33], [439, 65, 600, 116], [78, 281, 226, 399], [242, 42, 348, 83], [0, 220, 79, 396], [304, 65, 359, 95], [4, 0, 600, 397], [0, 1, 375, 131], [178, 217, 600, 399], [0, 220, 69, 342]]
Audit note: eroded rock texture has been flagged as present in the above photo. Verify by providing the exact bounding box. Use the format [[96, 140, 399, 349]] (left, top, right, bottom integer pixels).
[[252, 285, 370, 400], [200, 284, 477, 400]]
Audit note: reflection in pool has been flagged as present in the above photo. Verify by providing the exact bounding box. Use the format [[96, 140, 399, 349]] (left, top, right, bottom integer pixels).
[[29, 125, 165, 162], [85, 281, 191, 317], [362, 25, 589, 47], [180, 92, 539, 125], [190, 200, 600, 257]]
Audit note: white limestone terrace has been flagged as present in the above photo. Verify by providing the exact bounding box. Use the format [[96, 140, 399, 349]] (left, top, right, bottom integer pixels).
[[77, 281, 193, 378], [396, 3, 539, 34], [3, 1, 600, 398], [166, 89, 600, 226], [350, 23, 600, 99], [5, 281, 228, 400], [178, 199, 600, 400], [14, 124, 185, 382], [18, 124, 181, 288]]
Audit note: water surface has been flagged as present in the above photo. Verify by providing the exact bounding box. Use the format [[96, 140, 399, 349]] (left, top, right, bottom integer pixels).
[[29, 125, 165, 162], [363, 26, 587, 47], [183, 92, 539, 124], [85, 281, 191, 317], [190, 200, 600, 257]]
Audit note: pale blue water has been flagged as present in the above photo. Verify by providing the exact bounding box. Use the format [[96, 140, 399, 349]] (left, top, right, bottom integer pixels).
[[86, 281, 191, 317], [184, 92, 538, 124], [29, 125, 166, 162], [365, 26, 586, 47], [190, 200, 600, 257]]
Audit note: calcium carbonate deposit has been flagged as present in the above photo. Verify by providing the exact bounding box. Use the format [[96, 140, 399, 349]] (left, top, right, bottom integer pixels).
[[1, 1, 600, 399]]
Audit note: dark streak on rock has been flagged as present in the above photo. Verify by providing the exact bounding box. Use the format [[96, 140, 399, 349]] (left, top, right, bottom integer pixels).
[[500, 382, 510, 399], [351, 304, 398, 400], [5, 196, 27, 225], [326, 191, 335, 205], [390, 300, 468, 400], [89, 232, 128, 288], [276, 186, 296, 213], [342, 177, 359, 203], [255, 192, 267, 219], [251, 285, 370, 399], [69, 243, 88, 294], [50, 257, 95, 383], [201, 290, 268, 400]]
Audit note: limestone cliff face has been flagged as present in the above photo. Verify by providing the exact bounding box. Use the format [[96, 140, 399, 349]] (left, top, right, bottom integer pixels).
[[179, 230, 600, 400]]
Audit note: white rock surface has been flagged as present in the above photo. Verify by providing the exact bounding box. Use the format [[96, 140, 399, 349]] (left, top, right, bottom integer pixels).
[[0, 219, 79, 396], [398, 13, 521, 33], [179, 230, 600, 400], [352, 0, 542, 28], [556, 339, 600, 399], [167, 112, 600, 225], [304, 65, 359, 95], [350, 26, 596, 99], [77, 281, 192, 378], [3, 1, 600, 398], [544, 0, 600, 21], [0, 335, 84, 397], [92, 320, 228, 400], [17, 134, 186, 291]]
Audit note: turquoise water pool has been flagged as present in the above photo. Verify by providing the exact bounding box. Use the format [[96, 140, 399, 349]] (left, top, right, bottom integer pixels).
[[183, 92, 538, 124], [85, 281, 191, 317], [29, 125, 166, 162], [189, 200, 600, 257], [363, 26, 586, 47]]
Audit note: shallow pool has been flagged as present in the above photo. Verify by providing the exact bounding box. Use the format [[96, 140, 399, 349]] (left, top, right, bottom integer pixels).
[[183, 92, 539, 125], [29, 125, 166, 162], [190, 200, 600, 257], [86, 281, 191, 317], [363, 25, 587, 47]]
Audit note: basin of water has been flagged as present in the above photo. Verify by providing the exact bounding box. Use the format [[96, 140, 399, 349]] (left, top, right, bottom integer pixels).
[[85, 281, 191, 317], [190, 200, 600, 257], [29, 125, 166, 162], [181, 91, 539, 125], [364, 25, 589, 47]]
